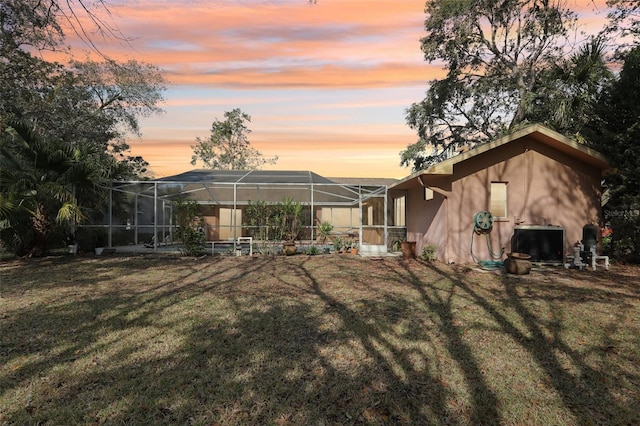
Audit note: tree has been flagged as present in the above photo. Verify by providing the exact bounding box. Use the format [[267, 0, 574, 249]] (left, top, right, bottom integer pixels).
[[0, 55, 164, 179], [606, 0, 640, 47], [0, 0, 126, 56], [1, 0, 64, 54], [69, 59, 166, 137], [527, 37, 613, 137], [1, 0, 165, 181], [0, 122, 109, 256], [191, 108, 278, 170], [0, 0, 166, 255], [585, 46, 640, 261], [402, 0, 577, 171], [173, 199, 206, 257], [58, 59, 164, 177]]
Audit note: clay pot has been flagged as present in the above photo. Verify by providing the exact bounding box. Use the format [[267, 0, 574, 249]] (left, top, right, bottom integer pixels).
[[400, 241, 416, 260], [282, 243, 297, 256], [505, 252, 532, 275]]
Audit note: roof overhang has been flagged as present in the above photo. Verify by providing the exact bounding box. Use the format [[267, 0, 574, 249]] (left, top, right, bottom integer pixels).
[[390, 124, 609, 190]]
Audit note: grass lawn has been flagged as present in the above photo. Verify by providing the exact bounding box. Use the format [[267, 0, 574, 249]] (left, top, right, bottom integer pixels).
[[1, 254, 639, 425]]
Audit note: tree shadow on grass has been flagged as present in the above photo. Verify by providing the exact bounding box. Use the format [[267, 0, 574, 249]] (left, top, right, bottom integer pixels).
[[418, 261, 640, 424], [1, 256, 274, 401], [295, 259, 454, 423], [381, 261, 502, 425], [498, 272, 639, 424], [2, 256, 638, 424], [2, 256, 454, 424]]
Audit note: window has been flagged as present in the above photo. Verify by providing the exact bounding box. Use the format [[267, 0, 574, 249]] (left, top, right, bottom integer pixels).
[[321, 207, 358, 229], [490, 182, 507, 218], [394, 196, 406, 226]]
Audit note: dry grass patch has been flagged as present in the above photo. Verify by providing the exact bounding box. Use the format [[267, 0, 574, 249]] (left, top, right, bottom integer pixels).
[[1, 254, 639, 425]]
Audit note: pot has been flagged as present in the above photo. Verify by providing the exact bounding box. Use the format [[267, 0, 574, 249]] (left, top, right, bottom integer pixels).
[[505, 252, 532, 275], [282, 242, 297, 256], [400, 241, 416, 260]]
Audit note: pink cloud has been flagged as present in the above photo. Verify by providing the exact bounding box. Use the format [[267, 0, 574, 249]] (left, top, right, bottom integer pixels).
[[56, 0, 615, 178], [61, 0, 431, 87]]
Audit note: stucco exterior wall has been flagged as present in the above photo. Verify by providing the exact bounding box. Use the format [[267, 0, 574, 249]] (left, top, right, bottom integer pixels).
[[408, 136, 603, 264], [406, 188, 447, 260]]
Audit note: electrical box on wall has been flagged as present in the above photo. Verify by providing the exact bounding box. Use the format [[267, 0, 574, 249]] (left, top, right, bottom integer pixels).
[[512, 225, 565, 263]]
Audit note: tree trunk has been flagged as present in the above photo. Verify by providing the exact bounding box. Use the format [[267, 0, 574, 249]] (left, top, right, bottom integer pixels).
[[28, 205, 50, 257]]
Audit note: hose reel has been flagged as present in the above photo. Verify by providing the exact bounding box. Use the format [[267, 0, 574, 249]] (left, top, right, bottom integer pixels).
[[471, 210, 504, 265], [473, 211, 494, 233]]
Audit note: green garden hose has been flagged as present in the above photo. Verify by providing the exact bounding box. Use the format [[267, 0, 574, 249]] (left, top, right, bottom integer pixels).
[[470, 226, 505, 270]]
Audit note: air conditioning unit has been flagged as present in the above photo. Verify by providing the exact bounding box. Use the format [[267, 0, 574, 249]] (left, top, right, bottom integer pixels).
[[512, 225, 565, 264]]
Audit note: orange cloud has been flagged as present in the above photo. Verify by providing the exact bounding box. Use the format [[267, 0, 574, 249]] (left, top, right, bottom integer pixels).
[[129, 132, 416, 179], [58, 0, 432, 88], [60, 0, 610, 92], [53, 0, 614, 179], [163, 63, 444, 88]]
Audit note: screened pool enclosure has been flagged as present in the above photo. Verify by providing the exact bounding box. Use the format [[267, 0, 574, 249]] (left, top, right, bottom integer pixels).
[[94, 170, 406, 255]]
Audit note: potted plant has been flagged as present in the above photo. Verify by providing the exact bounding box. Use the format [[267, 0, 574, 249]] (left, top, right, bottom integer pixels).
[[66, 233, 78, 255], [342, 240, 352, 254], [305, 245, 319, 256], [317, 221, 333, 253], [282, 241, 297, 256], [332, 236, 343, 254], [317, 221, 333, 244], [350, 241, 359, 255], [93, 229, 107, 255], [279, 197, 303, 256], [504, 252, 532, 275]]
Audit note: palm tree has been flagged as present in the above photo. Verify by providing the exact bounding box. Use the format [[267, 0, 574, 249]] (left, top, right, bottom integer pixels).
[[0, 121, 107, 256], [528, 37, 613, 136]]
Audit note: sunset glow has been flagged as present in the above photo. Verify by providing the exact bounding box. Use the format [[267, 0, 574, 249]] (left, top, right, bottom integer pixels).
[[59, 0, 611, 178]]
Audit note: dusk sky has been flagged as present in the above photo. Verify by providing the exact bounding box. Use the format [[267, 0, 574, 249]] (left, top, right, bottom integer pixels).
[[64, 0, 610, 178]]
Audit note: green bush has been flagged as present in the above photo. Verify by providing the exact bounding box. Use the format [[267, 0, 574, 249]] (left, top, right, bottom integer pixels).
[[317, 221, 333, 245], [421, 244, 437, 261], [173, 200, 206, 256], [178, 226, 206, 256], [332, 236, 343, 253]]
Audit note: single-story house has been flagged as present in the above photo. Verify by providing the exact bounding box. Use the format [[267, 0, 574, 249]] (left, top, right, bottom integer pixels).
[[102, 170, 401, 254], [389, 124, 609, 264], [97, 124, 608, 263]]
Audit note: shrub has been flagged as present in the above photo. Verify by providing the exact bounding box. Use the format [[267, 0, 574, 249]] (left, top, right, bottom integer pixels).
[[332, 236, 343, 253], [317, 221, 333, 245], [421, 244, 437, 261], [173, 200, 206, 256]]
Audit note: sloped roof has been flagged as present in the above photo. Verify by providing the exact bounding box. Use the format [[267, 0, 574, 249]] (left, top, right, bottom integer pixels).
[[390, 124, 609, 189], [329, 177, 398, 186], [158, 169, 337, 184], [111, 169, 391, 204]]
